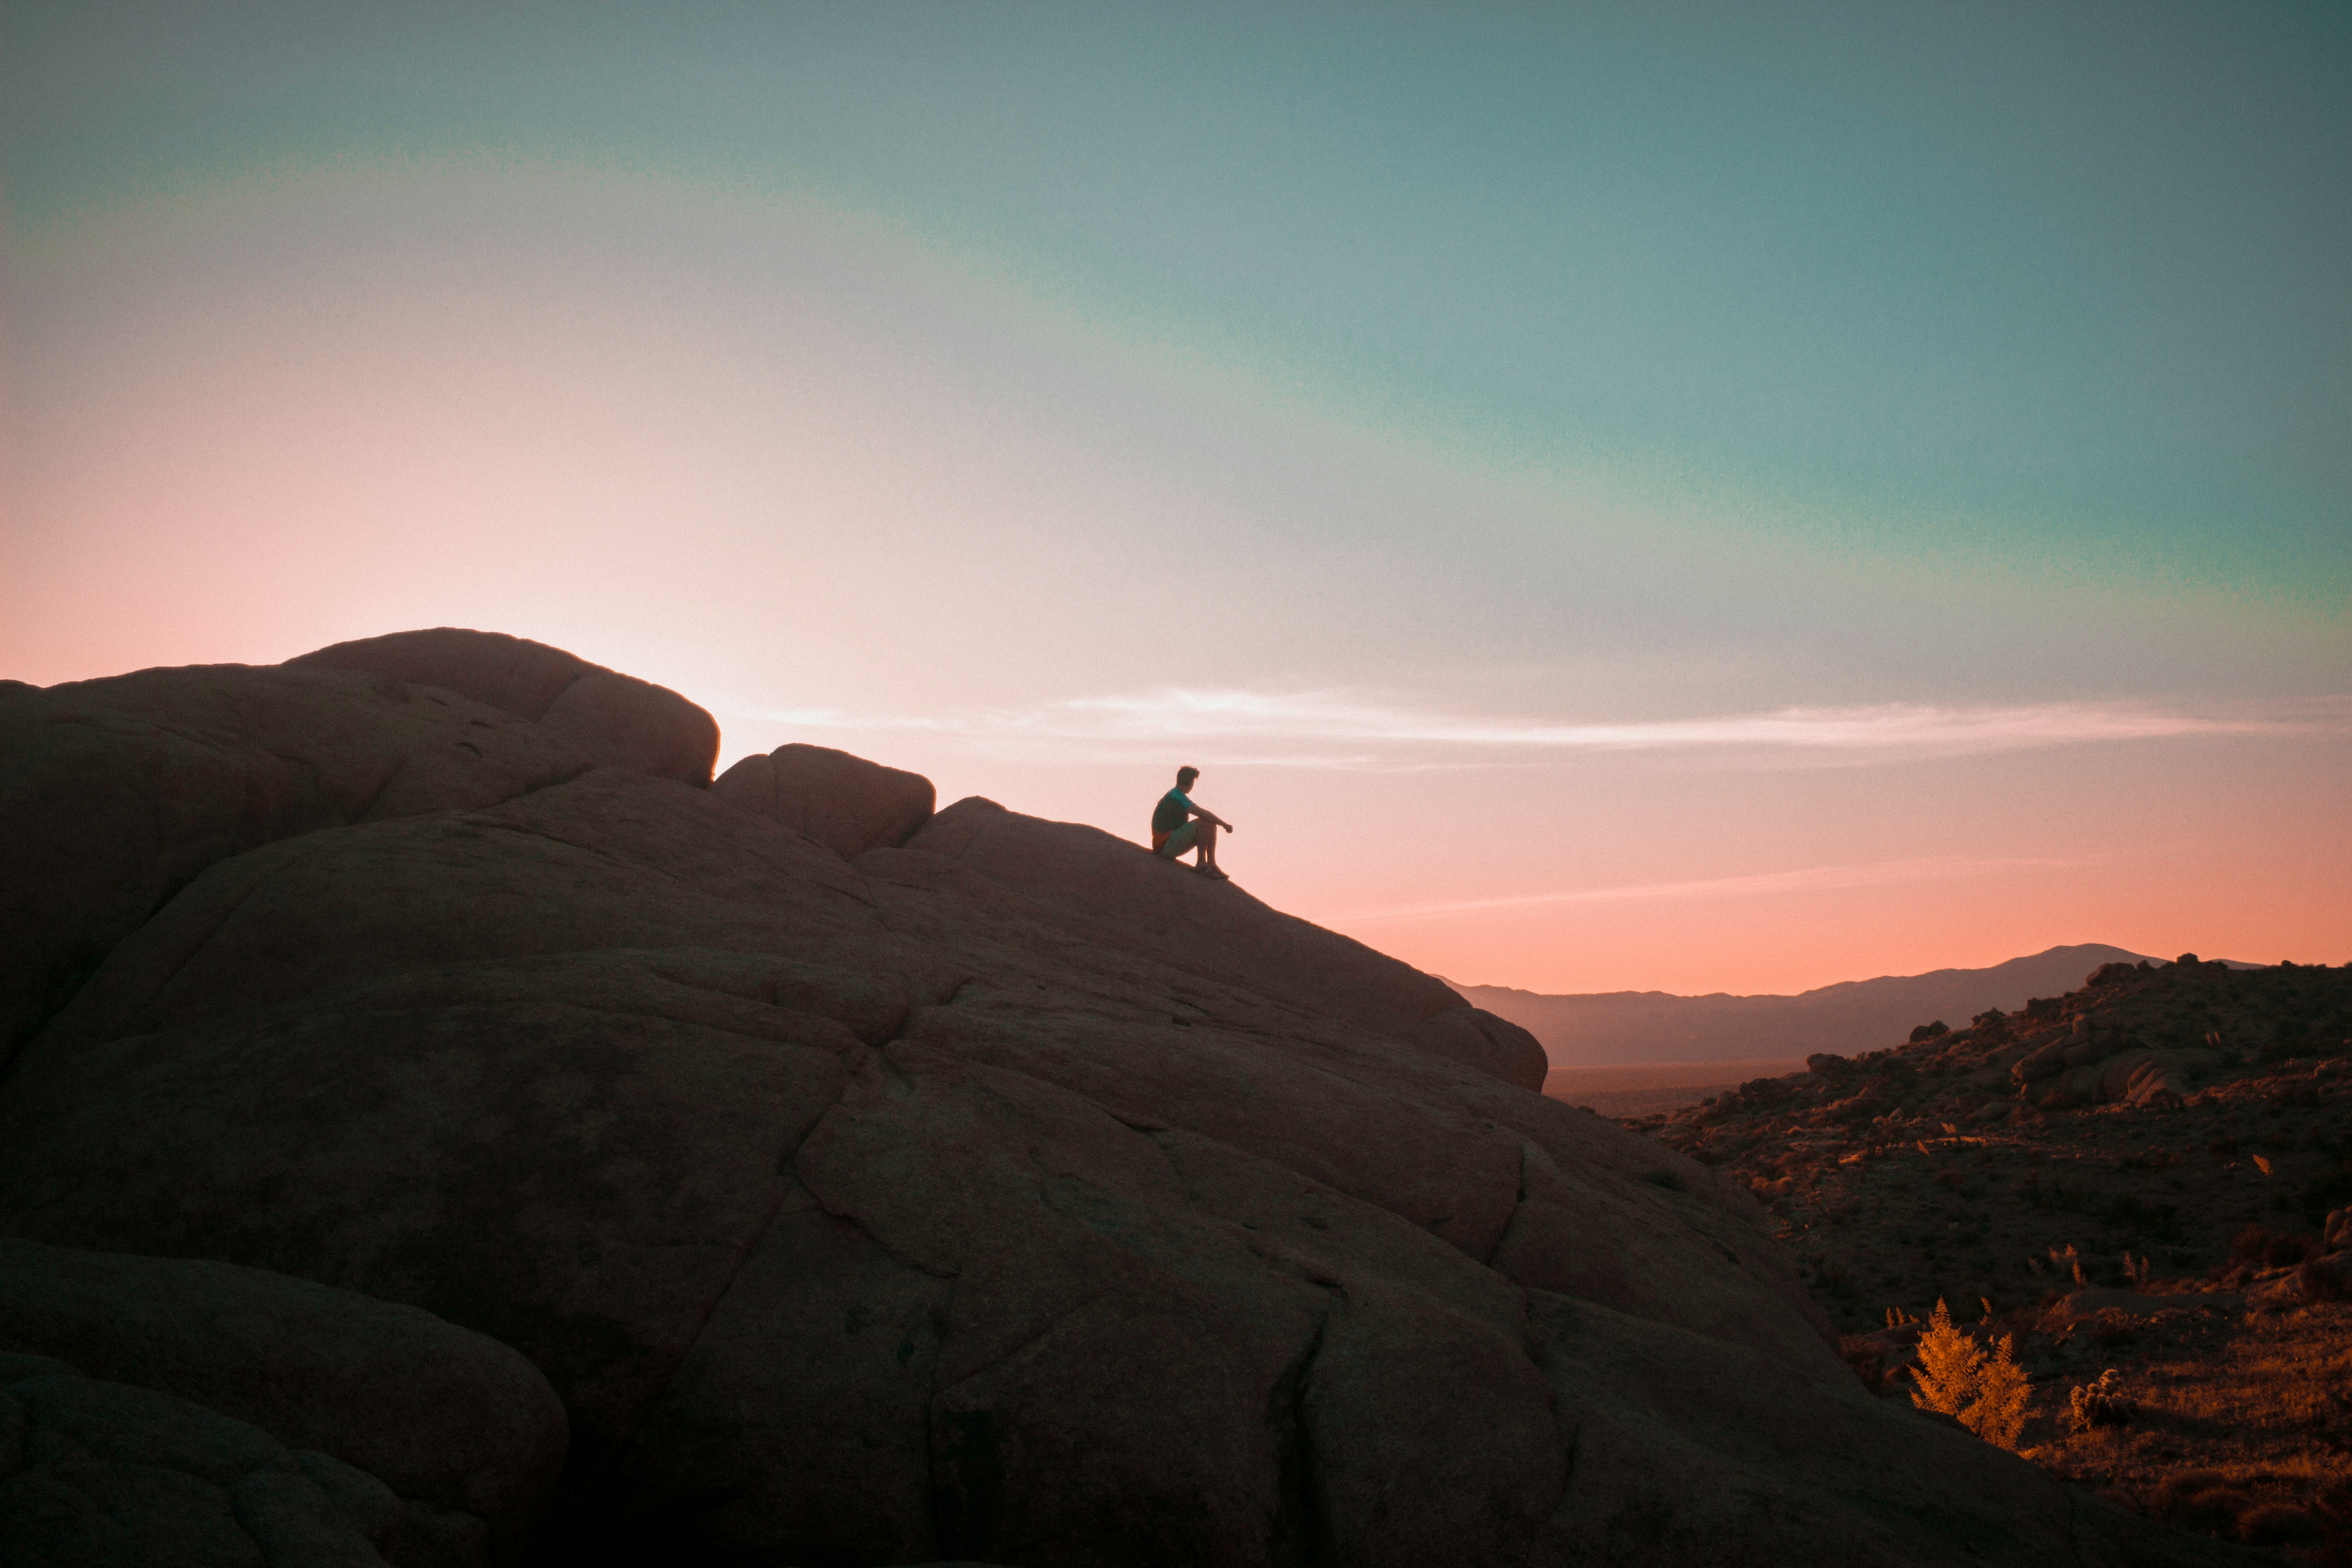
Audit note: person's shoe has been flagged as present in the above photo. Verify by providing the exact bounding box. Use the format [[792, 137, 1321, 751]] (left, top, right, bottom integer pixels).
[[1195, 865, 1230, 881]]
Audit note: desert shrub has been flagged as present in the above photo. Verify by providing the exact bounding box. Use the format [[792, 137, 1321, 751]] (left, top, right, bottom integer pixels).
[[2173, 1495, 2248, 1523], [2258, 1025, 2307, 1064], [2165, 1483, 2253, 1535], [1910, 1301, 1975, 1416], [1968, 1339, 2030, 1450], [1907, 1021, 1949, 1043], [2237, 1503, 2322, 1545], [2230, 1224, 2313, 1269], [1971, 1007, 2007, 1029], [2317, 1476, 2352, 1534], [2294, 1258, 2347, 1304], [2153, 1470, 2231, 1519], [1909, 1299, 2030, 1449], [2299, 1154, 2352, 1219], [2068, 1368, 2129, 1430], [2023, 996, 2060, 1019]]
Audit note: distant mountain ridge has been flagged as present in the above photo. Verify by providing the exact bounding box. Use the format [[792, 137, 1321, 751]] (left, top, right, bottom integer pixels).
[[1459, 944, 2177, 1067]]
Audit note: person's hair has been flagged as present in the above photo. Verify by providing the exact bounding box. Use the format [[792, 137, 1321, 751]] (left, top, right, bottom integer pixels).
[[1176, 765, 1199, 789]]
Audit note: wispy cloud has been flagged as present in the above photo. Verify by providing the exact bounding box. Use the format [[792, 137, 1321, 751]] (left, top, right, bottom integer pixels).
[[1329, 854, 2080, 922], [741, 690, 2348, 770]]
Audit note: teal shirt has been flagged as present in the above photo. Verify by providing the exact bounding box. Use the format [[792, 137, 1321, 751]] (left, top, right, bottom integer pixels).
[[1152, 789, 1193, 835]]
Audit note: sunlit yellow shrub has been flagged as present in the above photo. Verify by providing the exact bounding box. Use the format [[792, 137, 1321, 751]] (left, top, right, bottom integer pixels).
[[1911, 1298, 2030, 1449]]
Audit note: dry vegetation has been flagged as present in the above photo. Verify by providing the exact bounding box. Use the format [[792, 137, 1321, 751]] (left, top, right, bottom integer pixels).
[[1617, 956, 2352, 1560]]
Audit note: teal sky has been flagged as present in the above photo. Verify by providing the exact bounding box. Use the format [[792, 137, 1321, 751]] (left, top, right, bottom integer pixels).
[[5, 4, 2347, 991], [10, 2, 2349, 601]]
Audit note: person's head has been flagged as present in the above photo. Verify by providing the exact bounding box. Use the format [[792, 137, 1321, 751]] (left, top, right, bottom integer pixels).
[[1176, 765, 1199, 792]]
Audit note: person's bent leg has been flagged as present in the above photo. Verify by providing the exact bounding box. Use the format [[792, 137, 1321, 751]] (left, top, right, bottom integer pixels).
[[1196, 820, 1220, 867]]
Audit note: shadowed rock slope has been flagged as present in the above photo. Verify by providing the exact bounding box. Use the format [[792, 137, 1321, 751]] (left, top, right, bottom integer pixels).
[[0, 634, 2261, 1566]]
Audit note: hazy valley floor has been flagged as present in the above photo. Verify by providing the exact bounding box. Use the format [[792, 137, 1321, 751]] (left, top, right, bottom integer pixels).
[[1544, 1059, 1804, 1117]]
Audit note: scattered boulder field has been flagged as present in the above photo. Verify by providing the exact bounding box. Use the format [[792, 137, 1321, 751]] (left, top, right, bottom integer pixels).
[[1619, 956, 2352, 1555], [0, 630, 2273, 1567]]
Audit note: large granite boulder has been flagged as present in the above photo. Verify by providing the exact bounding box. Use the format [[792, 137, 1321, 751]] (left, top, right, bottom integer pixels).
[[711, 742, 936, 860], [289, 629, 719, 786], [1404, 1004, 1550, 1092], [0, 1351, 422, 1567], [2041, 1047, 2222, 1106], [0, 647, 2260, 1567], [0, 1240, 565, 1560], [0, 663, 594, 1071], [867, 797, 1545, 1088]]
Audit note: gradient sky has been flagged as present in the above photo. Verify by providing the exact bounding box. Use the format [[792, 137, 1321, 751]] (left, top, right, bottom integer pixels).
[[5, 3, 2347, 995]]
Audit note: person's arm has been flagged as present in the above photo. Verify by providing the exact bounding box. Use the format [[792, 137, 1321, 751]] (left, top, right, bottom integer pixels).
[[1189, 802, 1235, 830]]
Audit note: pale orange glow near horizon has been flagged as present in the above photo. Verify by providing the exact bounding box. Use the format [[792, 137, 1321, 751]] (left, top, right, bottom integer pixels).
[[7, 158, 2347, 999], [721, 731, 2347, 997]]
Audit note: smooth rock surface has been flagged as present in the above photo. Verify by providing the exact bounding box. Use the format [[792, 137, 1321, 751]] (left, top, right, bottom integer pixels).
[[0, 1240, 564, 1556], [710, 742, 936, 860], [1404, 1004, 1550, 1092], [870, 796, 1465, 1037], [0, 1356, 420, 1568], [0, 647, 2262, 1568], [289, 629, 719, 785], [0, 664, 592, 1070]]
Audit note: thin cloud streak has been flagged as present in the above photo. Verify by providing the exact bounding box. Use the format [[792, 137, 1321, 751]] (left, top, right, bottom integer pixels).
[[1330, 855, 2083, 923], [742, 691, 2350, 768]]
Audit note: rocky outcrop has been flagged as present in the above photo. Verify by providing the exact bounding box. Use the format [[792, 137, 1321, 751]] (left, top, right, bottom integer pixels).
[[0, 1352, 429, 1567], [0, 662, 594, 1070], [862, 797, 1543, 1090], [711, 742, 936, 860], [1405, 1005, 1549, 1092], [2096, 1048, 2222, 1106], [0, 1240, 566, 1559], [873, 798, 1462, 1033], [2013, 1037, 2220, 1106], [289, 629, 719, 785], [0, 640, 2259, 1567]]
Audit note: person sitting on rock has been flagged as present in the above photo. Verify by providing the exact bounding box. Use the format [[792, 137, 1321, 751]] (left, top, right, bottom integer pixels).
[[1151, 765, 1233, 879]]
